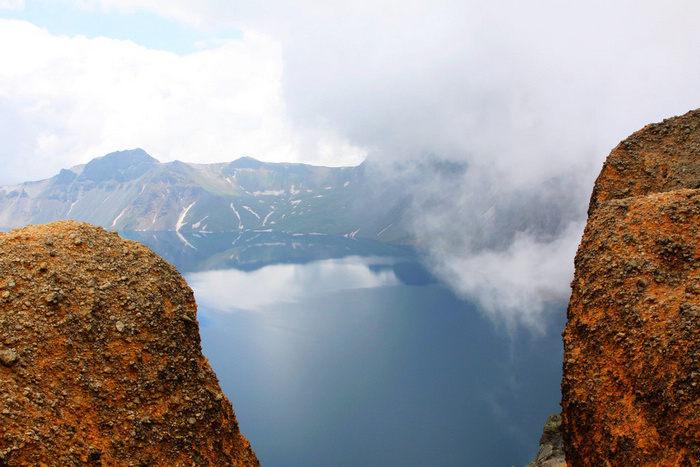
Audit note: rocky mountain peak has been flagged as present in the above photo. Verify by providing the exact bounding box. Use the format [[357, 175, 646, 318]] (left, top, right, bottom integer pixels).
[[227, 156, 267, 170], [0, 221, 259, 466], [77, 148, 160, 183]]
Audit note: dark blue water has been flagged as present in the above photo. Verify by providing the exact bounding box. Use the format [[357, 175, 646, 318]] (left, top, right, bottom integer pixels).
[[186, 256, 565, 466]]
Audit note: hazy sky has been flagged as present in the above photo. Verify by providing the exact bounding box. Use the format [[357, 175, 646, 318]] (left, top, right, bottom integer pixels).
[[2, 0, 699, 183], [2, 0, 700, 328]]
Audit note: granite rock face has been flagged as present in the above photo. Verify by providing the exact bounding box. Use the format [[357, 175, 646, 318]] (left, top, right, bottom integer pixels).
[[0, 221, 259, 466], [562, 109, 700, 466]]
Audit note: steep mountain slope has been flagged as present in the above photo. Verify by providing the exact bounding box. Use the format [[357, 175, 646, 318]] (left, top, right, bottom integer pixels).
[[0, 221, 259, 466], [0, 149, 410, 243], [562, 109, 700, 465]]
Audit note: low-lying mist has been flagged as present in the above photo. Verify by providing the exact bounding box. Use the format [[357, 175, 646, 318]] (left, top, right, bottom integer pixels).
[[362, 156, 593, 331]]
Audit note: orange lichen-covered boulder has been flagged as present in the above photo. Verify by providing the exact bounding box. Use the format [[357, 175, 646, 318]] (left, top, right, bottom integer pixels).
[[0, 221, 259, 466], [562, 109, 700, 466]]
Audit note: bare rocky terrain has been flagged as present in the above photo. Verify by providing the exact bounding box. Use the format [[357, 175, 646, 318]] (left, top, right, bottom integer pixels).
[[0, 221, 258, 466]]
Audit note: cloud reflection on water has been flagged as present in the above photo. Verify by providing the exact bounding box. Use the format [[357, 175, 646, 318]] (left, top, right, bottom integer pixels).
[[186, 256, 400, 312]]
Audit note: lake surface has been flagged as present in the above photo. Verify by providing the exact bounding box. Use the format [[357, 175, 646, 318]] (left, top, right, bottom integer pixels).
[[121, 231, 566, 466], [179, 253, 566, 466]]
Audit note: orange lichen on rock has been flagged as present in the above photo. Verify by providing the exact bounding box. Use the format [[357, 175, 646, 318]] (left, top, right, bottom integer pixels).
[[588, 108, 700, 214], [0, 221, 259, 466], [562, 109, 700, 466]]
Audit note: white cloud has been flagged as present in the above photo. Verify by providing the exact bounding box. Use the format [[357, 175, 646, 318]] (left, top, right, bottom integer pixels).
[[365, 157, 588, 331], [427, 222, 584, 332], [0, 18, 365, 184], [224, 0, 700, 330], [0, 0, 23, 11], [53, 1, 700, 182], [72, 0, 242, 31]]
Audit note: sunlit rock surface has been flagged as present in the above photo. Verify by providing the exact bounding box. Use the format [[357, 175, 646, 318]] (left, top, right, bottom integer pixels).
[[562, 109, 700, 465], [0, 221, 258, 466]]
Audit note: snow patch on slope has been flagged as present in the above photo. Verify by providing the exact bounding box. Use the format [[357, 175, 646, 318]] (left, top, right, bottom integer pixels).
[[242, 206, 260, 219], [262, 210, 274, 227], [253, 189, 284, 196], [67, 200, 79, 216], [175, 202, 197, 249], [230, 203, 244, 230], [111, 207, 128, 228]]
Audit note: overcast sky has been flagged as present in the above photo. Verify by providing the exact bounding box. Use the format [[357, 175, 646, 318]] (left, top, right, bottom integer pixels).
[[2, 0, 700, 328]]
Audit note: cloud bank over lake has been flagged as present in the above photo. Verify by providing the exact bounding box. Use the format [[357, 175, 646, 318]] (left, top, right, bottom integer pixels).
[[3, 0, 700, 327]]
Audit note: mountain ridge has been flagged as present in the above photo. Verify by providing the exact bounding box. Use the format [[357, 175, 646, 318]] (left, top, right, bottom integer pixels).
[[0, 150, 410, 244]]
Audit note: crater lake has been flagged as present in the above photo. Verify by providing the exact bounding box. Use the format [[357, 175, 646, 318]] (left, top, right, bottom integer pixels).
[[123, 231, 565, 466]]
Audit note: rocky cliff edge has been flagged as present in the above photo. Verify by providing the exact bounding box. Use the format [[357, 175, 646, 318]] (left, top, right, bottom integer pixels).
[[0, 221, 259, 466], [561, 109, 700, 465]]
